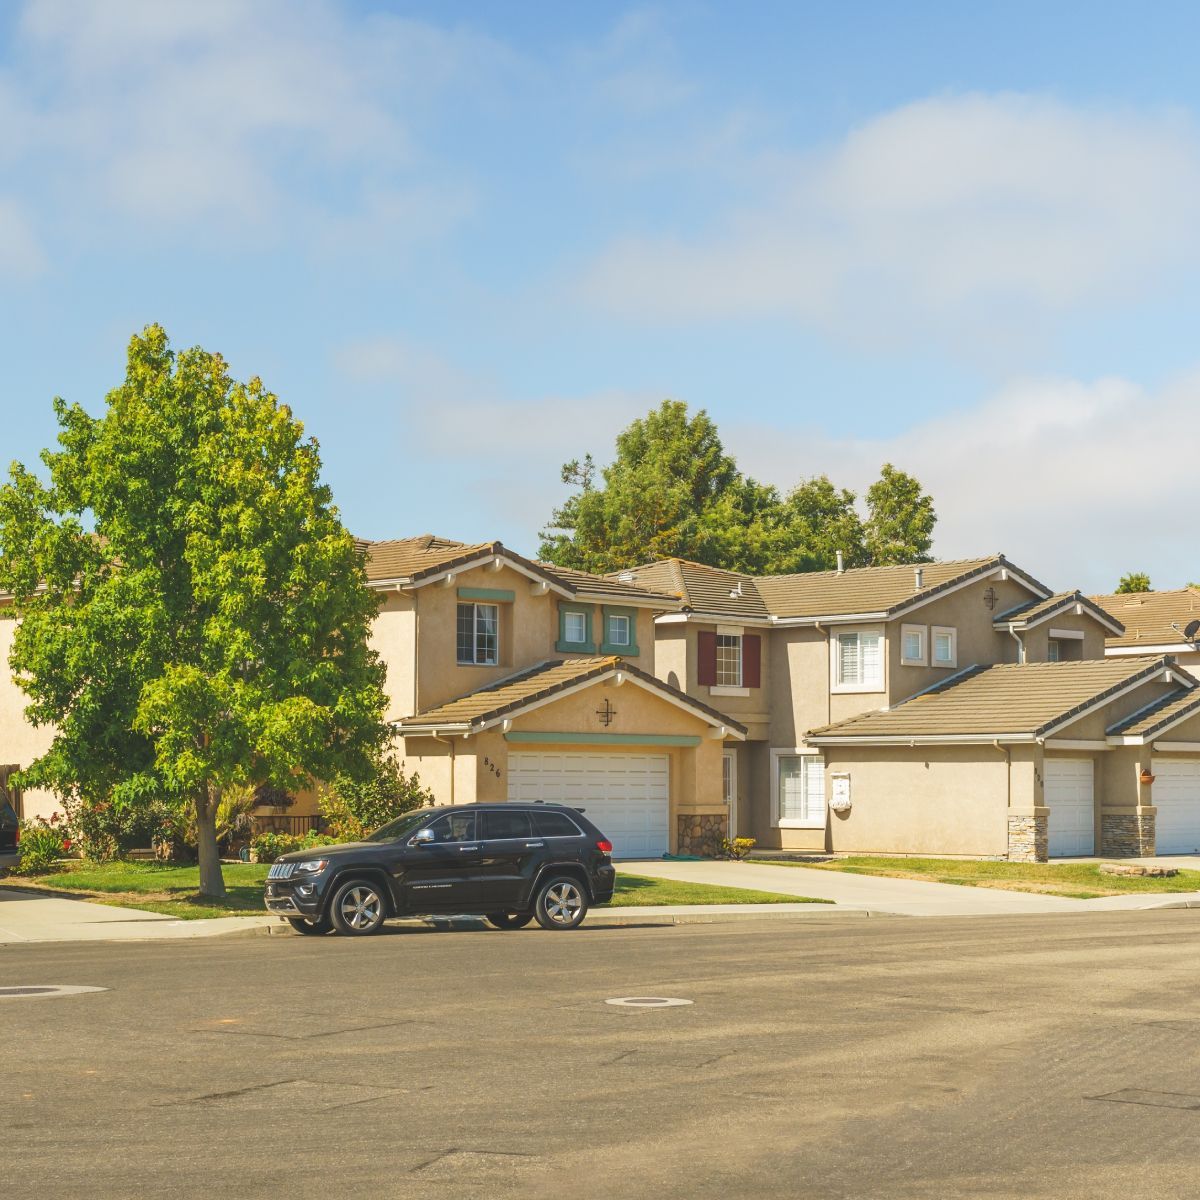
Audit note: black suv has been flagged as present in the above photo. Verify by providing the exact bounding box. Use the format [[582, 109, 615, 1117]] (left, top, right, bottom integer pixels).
[[263, 803, 616, 936]]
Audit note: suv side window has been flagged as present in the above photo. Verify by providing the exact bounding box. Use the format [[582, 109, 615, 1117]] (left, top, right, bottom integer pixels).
[[532, 810, 583, 838], [423, 812, 477, 843], [481, 809, 533, 840]]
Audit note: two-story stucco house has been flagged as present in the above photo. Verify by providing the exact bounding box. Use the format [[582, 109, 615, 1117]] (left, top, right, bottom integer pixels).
[[615, 553, 1200, 861], [364, 537, 742, 858]]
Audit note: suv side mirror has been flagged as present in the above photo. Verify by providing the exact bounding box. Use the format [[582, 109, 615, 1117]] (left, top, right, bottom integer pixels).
[[409, 828, 435, 846]]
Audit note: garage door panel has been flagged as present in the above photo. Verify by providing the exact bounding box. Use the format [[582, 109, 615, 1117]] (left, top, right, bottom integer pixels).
[[1152, 759, 1200, 854], [1045, 758, 1095, 858], [508, 752, 669, 859]]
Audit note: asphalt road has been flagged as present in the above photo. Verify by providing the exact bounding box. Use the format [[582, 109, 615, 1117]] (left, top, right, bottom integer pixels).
[[4, 911, 1200, 1200]]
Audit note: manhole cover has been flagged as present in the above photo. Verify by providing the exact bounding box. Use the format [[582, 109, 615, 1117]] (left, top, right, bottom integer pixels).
[[605, 996, 693, 1008], [0, 985, 107, 1000]]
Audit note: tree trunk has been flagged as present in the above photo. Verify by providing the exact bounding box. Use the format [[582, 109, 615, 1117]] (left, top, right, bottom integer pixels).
[[195, 786, 227, 899]]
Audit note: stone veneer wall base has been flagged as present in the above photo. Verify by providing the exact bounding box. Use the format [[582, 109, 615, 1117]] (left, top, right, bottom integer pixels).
[[1007, 813, 1048, 863], [676, 813, 729, 857], [1101, 811, 1156, 858]]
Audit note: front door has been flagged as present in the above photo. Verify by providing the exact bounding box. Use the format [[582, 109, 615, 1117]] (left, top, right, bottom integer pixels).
[[398, 810, 483, 911], [476, 808, 541, 908]]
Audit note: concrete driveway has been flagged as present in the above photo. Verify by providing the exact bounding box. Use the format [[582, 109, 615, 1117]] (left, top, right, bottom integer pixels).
[[624, 858, 1200, 916]]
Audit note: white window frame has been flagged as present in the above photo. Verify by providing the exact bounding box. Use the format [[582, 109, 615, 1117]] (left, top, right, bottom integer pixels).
[[771, 748, 827, 829], [606, 613, 631, 647], [830, 626, 885, 694], [715, 632, 743, 688], [563, 610, 587, 645], [457, 602, 499, 666], [931, 625, 957, 669], [900, 623, 927, 667]]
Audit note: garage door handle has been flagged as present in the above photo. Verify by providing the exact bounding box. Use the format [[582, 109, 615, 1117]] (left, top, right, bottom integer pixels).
[[524, 841, 544, 848]]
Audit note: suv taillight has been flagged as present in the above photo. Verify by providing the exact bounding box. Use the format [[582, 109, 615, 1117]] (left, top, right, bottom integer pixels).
[[596, 839, 613, 853]]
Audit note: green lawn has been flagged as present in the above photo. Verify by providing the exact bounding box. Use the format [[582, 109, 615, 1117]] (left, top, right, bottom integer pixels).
[[749, 856, 1200, 899], [613, 873, 827, 907], [1, 860, 820, 918]]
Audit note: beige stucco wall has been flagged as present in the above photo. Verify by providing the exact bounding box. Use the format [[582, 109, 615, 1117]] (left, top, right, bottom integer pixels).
[[822, 743, 1027, 858], [409, 564, 655, 713], [0, 610, 59, 821], [1020, 611, 1108, 662]]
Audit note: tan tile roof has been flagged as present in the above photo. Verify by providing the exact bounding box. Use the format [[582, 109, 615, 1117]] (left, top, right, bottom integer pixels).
[[1107, 688, 1200, 738], [613, 554, 1046, 621], [358, 535, 678, 603], [993, 591, 1124, 635], [1091, 589, 1200, 648], [397, 656, 746, 734], [807, 656, 1179, 741], [609, 559, 767, 618]]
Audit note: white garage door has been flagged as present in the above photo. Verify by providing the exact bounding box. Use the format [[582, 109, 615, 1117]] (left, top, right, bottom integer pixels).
[[507, 752, 669, 859], [1151, 759, 1200, 854], [1045, 758, 1095, 857]]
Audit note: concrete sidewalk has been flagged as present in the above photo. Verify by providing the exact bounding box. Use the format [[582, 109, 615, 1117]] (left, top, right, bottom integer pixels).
[[623, 859, 1200, 917], [0, 888, 275, 944]]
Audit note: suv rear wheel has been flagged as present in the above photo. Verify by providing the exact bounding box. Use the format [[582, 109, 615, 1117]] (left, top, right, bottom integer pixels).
[[330, 879, 388, 936], [485, 912, 533, 930], [534, 876, 588, 930]]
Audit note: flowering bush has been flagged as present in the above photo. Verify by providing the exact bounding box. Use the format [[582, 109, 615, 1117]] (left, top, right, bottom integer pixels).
[[721, 836, 757, 861], [18, 813, 72, 874], [251, 830, 342, 864]]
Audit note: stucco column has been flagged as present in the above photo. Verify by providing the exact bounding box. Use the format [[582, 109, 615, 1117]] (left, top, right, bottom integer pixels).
[[1006, 743, 1048, 863], [1100, 750, 1156, 857]]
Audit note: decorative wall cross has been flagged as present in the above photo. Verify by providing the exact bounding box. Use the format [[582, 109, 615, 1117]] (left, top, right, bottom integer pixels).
[[595, 698, 617, 727]]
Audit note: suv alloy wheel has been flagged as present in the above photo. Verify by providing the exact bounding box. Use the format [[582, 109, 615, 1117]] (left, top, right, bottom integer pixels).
[[330, 878, 388, 936], [534, 876, 589, 930]]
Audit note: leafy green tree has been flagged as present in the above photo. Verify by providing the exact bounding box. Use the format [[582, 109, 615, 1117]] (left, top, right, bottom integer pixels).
[[539, 400, 784, 573], [863, 464, 936, 566], [772, 475, 869, 572], [0, 326, 389, 897], [1116, 572, 1152, 594]]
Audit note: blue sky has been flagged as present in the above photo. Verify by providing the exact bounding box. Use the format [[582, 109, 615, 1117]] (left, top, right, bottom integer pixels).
[[2, 1, 1200, 592]]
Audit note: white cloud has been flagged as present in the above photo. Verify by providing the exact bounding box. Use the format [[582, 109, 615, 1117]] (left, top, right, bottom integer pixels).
[[3, 0, 505, 252], [730, 372, 1200, 592], [579, 94, 1200, 352]]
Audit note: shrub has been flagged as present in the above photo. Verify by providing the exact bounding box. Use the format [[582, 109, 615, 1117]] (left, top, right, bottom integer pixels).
[[18, 814, 72, 874], [319, 751, 433, 840], [722, 836, 757, 861], [61, 794, 170, 862], [251, 830, 341, 864]]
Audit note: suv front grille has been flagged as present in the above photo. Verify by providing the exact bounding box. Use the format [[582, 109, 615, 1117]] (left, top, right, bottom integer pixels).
[[267, 862, 295, 880]]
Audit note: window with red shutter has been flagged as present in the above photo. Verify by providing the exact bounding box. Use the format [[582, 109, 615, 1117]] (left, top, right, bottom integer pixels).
[[742, 634, 761, 689], [697, 630, 717, 686]]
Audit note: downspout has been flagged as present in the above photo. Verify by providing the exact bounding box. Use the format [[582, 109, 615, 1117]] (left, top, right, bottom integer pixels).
[[431, 733, 456, 805], [993, 739, 1011, 810], [1007, 627, 1026, 664]]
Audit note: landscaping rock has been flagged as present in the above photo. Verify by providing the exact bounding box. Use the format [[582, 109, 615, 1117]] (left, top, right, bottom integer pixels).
[[1098, 862, 1178, 878]]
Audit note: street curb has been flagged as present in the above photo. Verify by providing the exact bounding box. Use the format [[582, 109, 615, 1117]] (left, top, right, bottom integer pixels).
[[1140, 899, 1200, 910], [584, 908, 887, 926]]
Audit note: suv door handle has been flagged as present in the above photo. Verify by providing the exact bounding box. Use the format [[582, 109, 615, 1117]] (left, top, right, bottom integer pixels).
[[458, 845, 480, 852], [524, 841, 544, 848]]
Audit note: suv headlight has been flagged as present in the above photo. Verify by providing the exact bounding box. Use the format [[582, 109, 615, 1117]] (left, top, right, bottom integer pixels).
[[293, 859, 330, 874]]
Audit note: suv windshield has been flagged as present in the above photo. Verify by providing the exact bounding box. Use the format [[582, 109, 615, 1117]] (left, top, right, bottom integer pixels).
[[365, 810, 434, 843]]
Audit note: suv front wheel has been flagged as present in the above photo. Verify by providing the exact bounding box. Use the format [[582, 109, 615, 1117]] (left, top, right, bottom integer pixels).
[[534, 876, 588, 930], [330, 879, 388, 936]]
